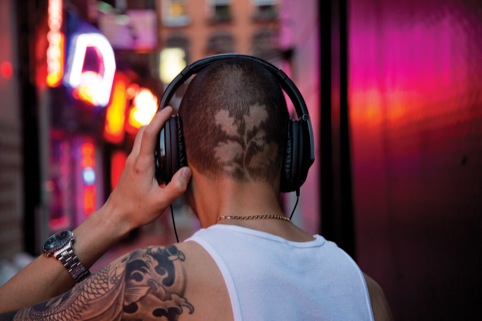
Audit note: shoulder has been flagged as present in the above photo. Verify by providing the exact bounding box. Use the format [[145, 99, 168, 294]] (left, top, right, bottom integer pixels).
[[118, 242, 210, 292], [120, 242, 232, 321], [118, 241, 220, 285], [363, 273, 394, 321]]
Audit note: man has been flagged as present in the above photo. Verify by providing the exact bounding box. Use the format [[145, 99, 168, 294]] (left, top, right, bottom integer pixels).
[[0, 57, 392, 320]]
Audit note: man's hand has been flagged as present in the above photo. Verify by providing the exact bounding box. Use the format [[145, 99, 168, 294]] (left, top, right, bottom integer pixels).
[[104, 106, 192, 232]]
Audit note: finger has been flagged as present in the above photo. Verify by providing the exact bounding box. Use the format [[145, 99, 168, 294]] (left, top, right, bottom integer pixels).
[[139, 106, 173, 157], [157, 167, 192, 205], [130, 125, 146, 158]]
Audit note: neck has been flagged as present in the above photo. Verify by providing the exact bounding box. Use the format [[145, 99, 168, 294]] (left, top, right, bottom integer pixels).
[[188, 170, 315, 243], [189, 172, 284, 227]]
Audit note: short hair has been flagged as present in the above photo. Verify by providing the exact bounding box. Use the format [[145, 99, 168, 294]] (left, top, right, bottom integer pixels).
[[179, 57, 289, 183]]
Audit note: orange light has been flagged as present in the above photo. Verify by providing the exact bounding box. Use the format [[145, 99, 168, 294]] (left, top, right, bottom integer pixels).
[[350, 89, 383, 124], [79, 140, 96, 215], [126, 83, 139, 99], [104, 74, 128, 143], [81, 142, 95, 167], [83, 185, 96, 215], [126, 88, 158, 133], [46, 0, 64, 87], [46, 29, 64, 87], [71, 71, 103, 105]]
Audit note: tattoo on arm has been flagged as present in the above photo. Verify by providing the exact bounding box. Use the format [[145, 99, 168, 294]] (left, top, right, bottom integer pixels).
[[5, 245, 194, 321]]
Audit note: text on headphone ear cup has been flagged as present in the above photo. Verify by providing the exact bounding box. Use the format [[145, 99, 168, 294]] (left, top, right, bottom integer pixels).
[[176, 116, 187, 169], [281, 119, 312, 192], [281, 120, 299, 192]]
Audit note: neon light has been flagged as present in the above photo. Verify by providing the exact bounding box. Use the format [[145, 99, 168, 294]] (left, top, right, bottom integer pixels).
[[126, 83, 139, 99], [72, 71, 104, 106], [104, 74, 128, 143], [48, 135, 71, 230], [80, 142, 95, 167], [66, 33, 116, 107], [83, 185, 96, 215], [111, 150, 127, 189], [46, 0, 64, 87], [0, 61, 13, 79], [127, 88, 158, 131], [79, 141, 96, 215], [82, 167, 96, 185]]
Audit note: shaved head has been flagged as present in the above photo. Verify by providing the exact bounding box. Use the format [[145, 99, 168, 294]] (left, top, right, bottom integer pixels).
[[179, 58, 289, 183]]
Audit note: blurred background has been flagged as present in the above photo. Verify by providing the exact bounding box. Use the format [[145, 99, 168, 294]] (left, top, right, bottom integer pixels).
[[0, 0, 481, 320]]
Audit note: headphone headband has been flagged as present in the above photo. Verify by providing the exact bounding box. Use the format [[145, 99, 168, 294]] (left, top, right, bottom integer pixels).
[[159, 54, 314, 164]]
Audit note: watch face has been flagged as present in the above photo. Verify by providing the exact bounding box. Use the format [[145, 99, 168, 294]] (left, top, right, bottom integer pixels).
[[43, 230, 73, 254]]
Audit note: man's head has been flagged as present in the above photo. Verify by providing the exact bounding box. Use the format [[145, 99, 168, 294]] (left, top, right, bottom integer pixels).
[[178, 57, 289, 186]]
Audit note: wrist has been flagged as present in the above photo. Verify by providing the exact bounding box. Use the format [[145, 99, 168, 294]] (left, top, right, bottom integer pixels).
[[42, 230, 91, 283], [71, 202, 132, 268], [94, 199, 134, 242]]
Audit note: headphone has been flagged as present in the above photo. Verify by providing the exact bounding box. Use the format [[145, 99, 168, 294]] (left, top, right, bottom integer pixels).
[[155, 54, 314, 193]]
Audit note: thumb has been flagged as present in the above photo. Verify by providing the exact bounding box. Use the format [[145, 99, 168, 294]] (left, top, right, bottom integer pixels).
[[160, 167, 192, 202], [173, 167, 192, 190]]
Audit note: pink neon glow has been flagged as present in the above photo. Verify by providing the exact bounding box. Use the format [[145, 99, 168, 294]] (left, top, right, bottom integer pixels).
[[348, 4, 482, 317], [0, 61, 13, 79], [65, 33, 116, 106], [48, 134, 72, 231]]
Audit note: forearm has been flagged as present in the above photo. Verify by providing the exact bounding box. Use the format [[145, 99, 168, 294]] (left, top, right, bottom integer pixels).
[[0, 254, 126, 320], [0, 245, 193, 321], [0, 203, 132, 313]]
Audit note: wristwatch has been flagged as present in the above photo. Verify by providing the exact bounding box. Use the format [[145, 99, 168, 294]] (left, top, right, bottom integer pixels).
[[42, 230, 91, 283]]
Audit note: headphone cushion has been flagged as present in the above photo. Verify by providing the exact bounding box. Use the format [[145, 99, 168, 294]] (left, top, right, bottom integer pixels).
[[155, 115, 187, 184]]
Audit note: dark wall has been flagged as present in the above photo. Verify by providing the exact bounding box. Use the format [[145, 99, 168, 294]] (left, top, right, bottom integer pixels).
[[348, 0, 482, 320]]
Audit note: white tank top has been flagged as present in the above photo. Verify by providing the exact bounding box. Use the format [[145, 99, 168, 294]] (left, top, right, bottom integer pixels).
[[187, 224, 374, 321]]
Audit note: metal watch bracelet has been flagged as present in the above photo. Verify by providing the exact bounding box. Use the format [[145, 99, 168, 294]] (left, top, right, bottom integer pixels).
[[56, 247, 91, 283]]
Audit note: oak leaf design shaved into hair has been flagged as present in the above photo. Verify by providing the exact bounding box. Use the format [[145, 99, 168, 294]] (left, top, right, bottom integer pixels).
[[215, 110, 239, 136], [214, 103, 278, 181]]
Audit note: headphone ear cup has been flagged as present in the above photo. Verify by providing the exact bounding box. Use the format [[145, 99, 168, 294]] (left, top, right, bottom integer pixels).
[[281, 120, 299, 192], [281, 120, 310, 192], [155, 115, 187, 184]]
